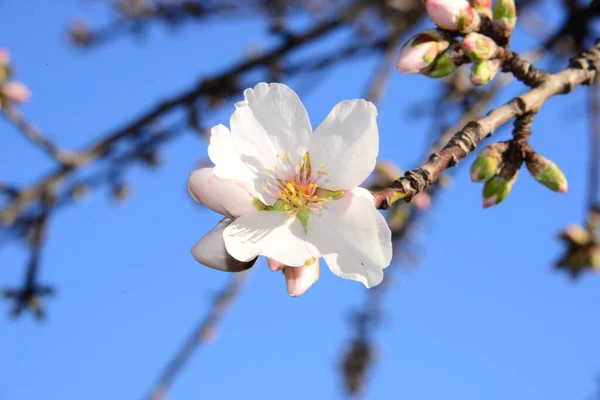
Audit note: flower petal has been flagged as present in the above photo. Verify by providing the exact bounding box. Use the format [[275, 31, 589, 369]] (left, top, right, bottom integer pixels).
[[267, 258, 286, 272], [208, 124, 254, 183], [309, 100, 378, 190], [230, 82, 312, 175], [187, 167, 260, 217], [223, 210, 312, 266], [191, 218, 257, 272], [283, 259, 320, 297], [306, 188, 392, 288]]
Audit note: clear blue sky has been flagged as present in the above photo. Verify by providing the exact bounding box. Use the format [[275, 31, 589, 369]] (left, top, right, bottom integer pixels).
[[1, 1, 599, 399]]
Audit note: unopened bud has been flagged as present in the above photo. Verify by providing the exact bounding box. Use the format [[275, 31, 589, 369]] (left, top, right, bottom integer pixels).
[[426, 44, 462, 78], [560, 224, 591, 246], [470, 59, 502, 85], [469, 0, 492, 17], [396, 30, 450, 74], [425, 0, 480, 33], [1, 81, 31, 104], [470, 142, 507, 182], [493, 0, 517, 28], [462, 33, 498, 62], [482, 172, 518, 208], [525, 153, 568, 193]]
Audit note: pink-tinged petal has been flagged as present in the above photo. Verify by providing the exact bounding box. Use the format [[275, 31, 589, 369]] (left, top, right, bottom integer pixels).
[[191, 218, 257, 272], [187, 167, 261, 217], [2, 81, 30, 103], [267, 258, 286, 272], [223, 210, 312, 266], [396, 43, 433, 73], [306, 188, 392, 288], [208, 124, 254, 184], [283, 259, 320, 297], [309, 100, 378, 191], [230, 83, 312, 177]]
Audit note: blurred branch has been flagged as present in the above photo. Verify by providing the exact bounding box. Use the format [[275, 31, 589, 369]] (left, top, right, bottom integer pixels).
[[0, 0, 368, 226], [145, 270, 251, 400], [1, 105, 81, 166], [588, 80, 600, 212]]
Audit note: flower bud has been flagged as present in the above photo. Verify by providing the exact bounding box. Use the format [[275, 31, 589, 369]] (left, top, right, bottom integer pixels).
[[493, 0, 517, 28], [470, 142, 507, 182], [396, 30, 450, 74], [482, 171, 518, 208], [425, 0, 480, 33], [470, 59, 502, 86], [0, 81, 31, 104], [469, 0, 492, 17], [525, 153, 568, 193], [426, 44, 462, 78], [559, 224, 591, 246], [462, 33, 498, 62]]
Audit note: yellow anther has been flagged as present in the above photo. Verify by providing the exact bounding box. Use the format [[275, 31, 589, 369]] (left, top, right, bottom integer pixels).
[[312, 195, 318, 200], [324, 172, 330, 177], [282, 157, 287, 161], [323, 198, 329, 202], [284, 205, 289, 210], [266, 178, 271, 183], [298, 162, 303, 167], [276, 153, 280, 158], [317, 201, 323, 206], [264, 169, 269, 174], [274, 166, 279, 171], [320, 164, 326, 169], [310, 183, 318, 188], [291, 180, 296, 185], [262, 186, 268, 191], [284, 149, 290, 154], [317, 171, 322, 175]]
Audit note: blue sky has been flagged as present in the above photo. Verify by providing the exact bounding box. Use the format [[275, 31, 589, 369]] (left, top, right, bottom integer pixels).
[[1, 1, 599, 399]]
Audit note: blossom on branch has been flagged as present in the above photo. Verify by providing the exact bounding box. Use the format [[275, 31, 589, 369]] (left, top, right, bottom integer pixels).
[[188, 83, 392, 296]]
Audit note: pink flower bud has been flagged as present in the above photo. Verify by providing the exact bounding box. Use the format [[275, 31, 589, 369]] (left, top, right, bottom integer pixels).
[[1, 81, 31, 104], [396, 30, 450, 74], [426, 0, 480, 32], [283, 258, 320, 297], [462, 33, 497, 62]]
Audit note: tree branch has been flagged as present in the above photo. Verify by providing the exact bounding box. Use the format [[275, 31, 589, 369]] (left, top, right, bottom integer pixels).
[[372, 40, 600, 209]]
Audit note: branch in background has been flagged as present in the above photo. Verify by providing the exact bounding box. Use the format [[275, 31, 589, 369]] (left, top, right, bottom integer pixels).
[[0, 0, 369, 227], [144, 270, 251, 400], [588, 80, 600, 212], [1, 106, 82, 167]]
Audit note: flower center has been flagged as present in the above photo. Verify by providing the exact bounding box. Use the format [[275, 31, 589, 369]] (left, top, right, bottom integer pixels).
[[261, 149, 335, 216]]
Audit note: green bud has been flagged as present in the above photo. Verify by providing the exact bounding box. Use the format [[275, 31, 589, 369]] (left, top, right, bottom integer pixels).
[[470, 59, 502, 86], [493, 0, 517, 28], [469, 0, 492, 18], [462, 33, 498, 62], [470, 142, 508, 182], [525, 153, 568, 193], [482, 172, 518, 208], [426, 44, 461, 78]]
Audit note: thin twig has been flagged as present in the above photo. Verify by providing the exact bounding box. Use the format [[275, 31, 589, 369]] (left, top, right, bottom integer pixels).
[[144, 270, 252, 400], [588, 79, 600, 212]]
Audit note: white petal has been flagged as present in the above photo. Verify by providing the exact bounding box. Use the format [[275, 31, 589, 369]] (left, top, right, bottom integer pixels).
[[230, 83, 312, 174], [306, 188, 392, 288], [208, 124, 254, 183], [187, 168, 260, 217], [283, 259, 320, 297], [191, 218, 257, 272], [223, 210, 312, 266], [309, 100, 379, 190]]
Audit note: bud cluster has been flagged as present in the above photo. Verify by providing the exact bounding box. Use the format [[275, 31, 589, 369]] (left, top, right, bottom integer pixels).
[[396, 0, 517, 84], [0, 49, 31, 108], [470, 141, 569, 208]]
